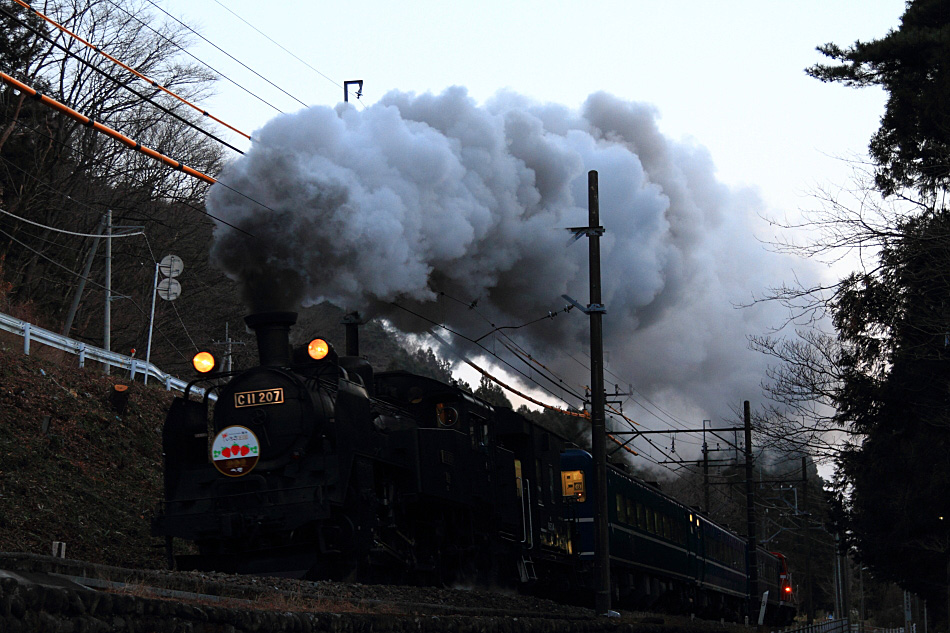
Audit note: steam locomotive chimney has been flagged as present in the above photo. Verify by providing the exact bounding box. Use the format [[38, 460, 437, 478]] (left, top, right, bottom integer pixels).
[[342, 311, 361, 356], [245, 311, 297, 367]]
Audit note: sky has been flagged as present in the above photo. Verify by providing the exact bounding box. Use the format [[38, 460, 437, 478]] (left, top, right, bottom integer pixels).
[[159, 0, 904, 216], [153, 0, 907, 465]]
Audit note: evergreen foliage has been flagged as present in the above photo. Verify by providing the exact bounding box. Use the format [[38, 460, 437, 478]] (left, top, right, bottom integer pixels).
[[807, 0, 950, 197], [474, 374, 512, 409], [832, 210, 950, 602]]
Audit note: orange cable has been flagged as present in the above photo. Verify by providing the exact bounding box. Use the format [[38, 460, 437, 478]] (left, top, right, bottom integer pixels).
[[1, 71, 216, 185], [11, 0, 251, 141], [608, 433, 638, 456]]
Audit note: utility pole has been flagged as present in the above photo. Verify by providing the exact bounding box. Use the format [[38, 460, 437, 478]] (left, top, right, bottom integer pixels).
[[744, 401, 758, 619], [587, 171, 610, 615], [212, 322, 246, 373], [62, 215, 105, 337], [837, 535, 850, 621], [703, 419, 710, 513], [103, 209, 112, 374], [564, 171, 609, 614], [803, 455, 814, 624]]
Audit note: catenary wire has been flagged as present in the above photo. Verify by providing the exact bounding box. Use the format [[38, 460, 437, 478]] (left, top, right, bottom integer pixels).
[[207, 0, 362, 107], [103, 0, 286, 117], [0, 5, 247, 156], [0, 71, 218, 184], [389, 300, 585, 413], [0, 133, 245, 238], [435, 289, 670, 438], [144, 0, 309, 110], [426, 290, 690, 461], [9, 0, 253, 141], [4, 72, 293, 228]]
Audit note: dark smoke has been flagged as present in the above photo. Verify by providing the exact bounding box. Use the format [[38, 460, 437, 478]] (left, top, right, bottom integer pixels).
[[207, 87, 803, 423]]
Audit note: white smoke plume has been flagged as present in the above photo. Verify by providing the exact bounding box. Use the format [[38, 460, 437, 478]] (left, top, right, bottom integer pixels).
[[207, 87, 798, 424]]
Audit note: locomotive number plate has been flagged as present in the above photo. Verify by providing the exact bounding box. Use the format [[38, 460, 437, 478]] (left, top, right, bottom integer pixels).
[[234, 388, 284, 408]]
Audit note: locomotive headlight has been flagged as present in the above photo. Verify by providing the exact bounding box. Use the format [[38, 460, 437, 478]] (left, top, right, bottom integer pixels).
[[193, 351, 217, 373], [308, 338, 330, 360]]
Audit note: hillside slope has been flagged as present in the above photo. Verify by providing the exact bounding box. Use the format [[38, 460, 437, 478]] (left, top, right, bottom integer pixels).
[[0, 340, 173, 570]]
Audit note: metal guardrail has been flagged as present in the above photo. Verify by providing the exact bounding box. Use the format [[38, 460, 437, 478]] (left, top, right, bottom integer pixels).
[[776, 620, 877, 633], [0, 311, 214, 400]]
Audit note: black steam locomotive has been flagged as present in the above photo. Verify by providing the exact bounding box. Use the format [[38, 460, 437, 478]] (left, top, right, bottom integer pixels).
[[152, 311, 795, 623]]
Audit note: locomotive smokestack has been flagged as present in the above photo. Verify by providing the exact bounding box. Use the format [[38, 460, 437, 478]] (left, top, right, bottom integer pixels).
[[342, 311, 361, 357], [245, 311, 297, 367]]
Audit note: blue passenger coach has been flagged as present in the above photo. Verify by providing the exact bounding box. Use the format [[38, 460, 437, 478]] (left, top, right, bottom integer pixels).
[[559, 449, 794, 624]]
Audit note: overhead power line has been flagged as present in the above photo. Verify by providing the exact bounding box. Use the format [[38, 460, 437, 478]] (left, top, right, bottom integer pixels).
[[1, 71, 216, 184], [144, 0, 309, 110], [0, 123, 246, 236], [0, 207, 141, 237], [0, 4, 246, 156], [208, 0, 355, 102], [10, 0, 252, 140], [103, 0, 287, 117], [1, 72, 285, 236]]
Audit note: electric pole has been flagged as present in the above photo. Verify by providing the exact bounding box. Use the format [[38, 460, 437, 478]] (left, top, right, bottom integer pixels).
[[703, 419, 710, 512], [103, 209, 112, 374], [587, 171, 609, 615], [563, 171, 610, 614], [803, 455, 814, 624], [744, 401, 758, 618]]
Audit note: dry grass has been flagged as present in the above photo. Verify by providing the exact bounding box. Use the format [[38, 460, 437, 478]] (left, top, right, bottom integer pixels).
[[104, 580, 405, 615]]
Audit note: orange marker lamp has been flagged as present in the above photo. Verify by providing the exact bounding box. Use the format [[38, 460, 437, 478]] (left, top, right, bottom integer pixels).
[[308, 338, 330, 360], [193, 351, 217, 373]]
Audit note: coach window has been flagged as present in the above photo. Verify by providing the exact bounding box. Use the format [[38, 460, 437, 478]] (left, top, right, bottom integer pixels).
[[616, 494, 624, 521], [637, 503, 645, 530]]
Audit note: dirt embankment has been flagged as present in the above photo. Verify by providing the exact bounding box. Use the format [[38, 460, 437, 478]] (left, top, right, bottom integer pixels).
[[0, 339, 174, 570]]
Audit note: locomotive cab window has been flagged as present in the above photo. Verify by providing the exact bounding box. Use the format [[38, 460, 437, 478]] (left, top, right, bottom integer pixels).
[[435, 402, 459, 427], [470, 413, 488, 447], [561, 469, 585, 502]]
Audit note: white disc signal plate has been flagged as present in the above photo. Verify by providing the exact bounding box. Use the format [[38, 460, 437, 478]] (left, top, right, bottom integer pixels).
[[211, 425, 260, 477]]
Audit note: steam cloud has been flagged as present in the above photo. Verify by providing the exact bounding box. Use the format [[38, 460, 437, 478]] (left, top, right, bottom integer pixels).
[[208, 88, 797, 425]]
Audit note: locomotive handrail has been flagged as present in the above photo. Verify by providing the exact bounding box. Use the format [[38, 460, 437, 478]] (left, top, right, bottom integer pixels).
[[521, 478, 534, 548], [0, 310, 216, 401]]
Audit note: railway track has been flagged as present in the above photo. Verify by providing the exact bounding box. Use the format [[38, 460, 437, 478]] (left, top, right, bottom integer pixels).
[[0, 552, 744, 632]]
